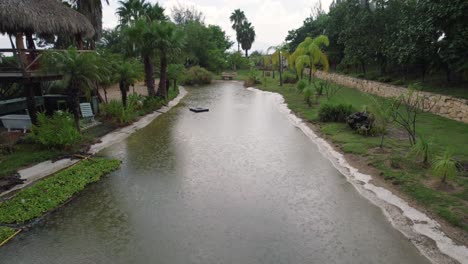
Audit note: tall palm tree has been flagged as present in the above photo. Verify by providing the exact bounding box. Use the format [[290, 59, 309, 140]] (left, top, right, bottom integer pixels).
[[268, 43, 290, 86], [230, 9, 246, 52], [74, 0, 109, 47], [123, 18, 159, 96], [238, 21, 255, 57], [42, 48, 103, 130], [145, 2, 167, 22], [290, 35, 329, 83], [116, 0, 149, 25], [154, 22, 185, 99]]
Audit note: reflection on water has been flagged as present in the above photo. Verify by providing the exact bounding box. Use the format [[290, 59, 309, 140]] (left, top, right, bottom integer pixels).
[[0, 82, 430, 264]]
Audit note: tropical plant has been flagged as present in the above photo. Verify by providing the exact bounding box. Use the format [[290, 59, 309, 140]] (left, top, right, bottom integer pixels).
[[432, 150, 458, 184], [296, 79, 307, 92], [368, 95, 397, 148], [73, 0, 110, 47], [183, 66, 213, 85], [122, 18, 158, 96], [116, 0, 149, 25], [154, 21, 185, 99], [409, 134, 432, 165], [268, 43, 290, 86], [230, 9, 246, 52], [303, 86, 314, 106], [290, 35, 330, 84], [114, 58, 144, 108], [31, 112, 81, 149], [238, 21, 256, 57], [42, 48, 103, 130], [167, 64, 186, 90]]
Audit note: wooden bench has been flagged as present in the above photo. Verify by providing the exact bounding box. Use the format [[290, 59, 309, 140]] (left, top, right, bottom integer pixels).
[[221, 72, 236, 80]]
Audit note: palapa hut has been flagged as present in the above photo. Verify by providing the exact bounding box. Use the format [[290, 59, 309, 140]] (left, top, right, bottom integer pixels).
[[0, 0, 95, 124]]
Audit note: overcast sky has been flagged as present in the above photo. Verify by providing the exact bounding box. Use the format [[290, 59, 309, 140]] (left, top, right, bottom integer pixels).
[[1, 0, 333, 53]]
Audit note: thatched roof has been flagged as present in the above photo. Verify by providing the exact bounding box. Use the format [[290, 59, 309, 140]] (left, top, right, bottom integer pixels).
[[0, 0, 95, 38]]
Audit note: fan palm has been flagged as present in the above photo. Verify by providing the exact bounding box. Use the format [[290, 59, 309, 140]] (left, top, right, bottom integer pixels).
[[74, 0, 109, 47], [115, 59, 144, 108], [42, 48, 103, 130], [154, 22, 185, 99], [290, 35, 330, 84], [230, 9, 246, 52], [116, 0, 150, 25], [123, 18, 159, 96], [238, 21, 255, 57]]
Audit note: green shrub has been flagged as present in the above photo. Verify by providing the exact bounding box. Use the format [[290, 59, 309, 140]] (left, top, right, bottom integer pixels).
[[244, 70, 261, 87], [143, 96, 165, 113], [0, 226, 15, 243], [318, 104, 354, 122], [296, 79, 307, 92], [183, 66, 213, 85], [100, 100, 137, 125], [0, 158, 120, 224], [432, 150, 458, 183], [31, 112, 81, 149], [282, 71, 298, 84]]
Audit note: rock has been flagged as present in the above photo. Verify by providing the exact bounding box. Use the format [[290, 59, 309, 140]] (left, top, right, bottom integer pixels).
[[347, 112, 373, 132]]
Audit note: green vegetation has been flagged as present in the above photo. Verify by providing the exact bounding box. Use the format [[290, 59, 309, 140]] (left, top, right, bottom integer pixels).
[[244, 74, 468, 230], [432, 151, 458, 184], [230, 9, 256, 57], [183, 66, 213, 85], [318, 104, 354, 122], [286, 0, 468, 98], [0, 226, 16, 244], [0, 158, 120, 224], [31, 112, 82, 149]]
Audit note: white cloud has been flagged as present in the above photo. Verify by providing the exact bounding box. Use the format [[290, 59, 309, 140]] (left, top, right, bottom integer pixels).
[[1, 0, 334, 53]]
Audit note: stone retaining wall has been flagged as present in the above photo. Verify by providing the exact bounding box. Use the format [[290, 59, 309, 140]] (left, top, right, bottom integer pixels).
[[314, 71, 468, 123]]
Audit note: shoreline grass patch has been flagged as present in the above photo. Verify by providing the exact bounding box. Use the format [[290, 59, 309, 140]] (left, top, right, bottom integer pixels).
[[0, 158, 120, 224], [0, 226, 16, 244]]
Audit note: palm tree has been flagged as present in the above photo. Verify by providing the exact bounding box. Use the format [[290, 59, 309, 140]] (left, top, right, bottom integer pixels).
[[145, 2, 167, 22], [290, 35, 329, 84], [238, 21, 255, 57], [123, 18, 159, 96], [230, 9, 246, 52], [154, 22, 185, 99], [268, 43, 290, 86], [74, 0, 110, 48], [432, 150, 458, 184], [42, 48, 103, 130], [115, 59, 143, 108], [116, 0, 149, 25]]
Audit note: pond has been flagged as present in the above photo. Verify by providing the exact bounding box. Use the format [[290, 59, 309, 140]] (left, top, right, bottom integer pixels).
[[0, 82, 430, 264]]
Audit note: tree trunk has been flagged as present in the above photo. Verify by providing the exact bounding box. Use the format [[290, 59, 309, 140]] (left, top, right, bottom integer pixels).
[[68, 81, 81, 131], [245, 49, 248, 57], [238, 42, 240, 53], [157, 54, 168, 99], [173, 79, 177, 90], [143, 55, 156, 96], [308, 67, 312, 84], [278, 51, 283, 86], [25, 83, 38, 125], [119, 81, 128, 108]]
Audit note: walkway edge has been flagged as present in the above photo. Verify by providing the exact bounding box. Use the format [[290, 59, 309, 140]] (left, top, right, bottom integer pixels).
[[0, 87, 188, 198], [247, 87, 468, 264]]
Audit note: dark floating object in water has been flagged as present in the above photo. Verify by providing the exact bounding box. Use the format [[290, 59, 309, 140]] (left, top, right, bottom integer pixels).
[[190, 107, 209, 113]]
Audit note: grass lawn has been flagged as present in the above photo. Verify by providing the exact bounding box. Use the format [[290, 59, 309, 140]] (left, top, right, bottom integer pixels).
[[0, 226, 16, 244], [240, 72, 468, 230]]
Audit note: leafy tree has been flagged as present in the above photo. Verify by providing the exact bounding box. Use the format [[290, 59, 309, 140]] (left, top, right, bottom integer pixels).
[[172, 4, 205, 24], [42, 48, 103, 130], [230, 9, 246, 52], [238, 21, 256, 57], [167, 64, 185, 89], [290, 35, 329, 83], [113, 58, 143, 108]]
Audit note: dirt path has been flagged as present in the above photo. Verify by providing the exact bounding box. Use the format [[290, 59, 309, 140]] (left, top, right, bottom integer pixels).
[[99, 81, 159, 102]]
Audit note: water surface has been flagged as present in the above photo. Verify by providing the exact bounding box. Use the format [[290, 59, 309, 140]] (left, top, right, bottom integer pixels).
[[0, 82, 430, 264]]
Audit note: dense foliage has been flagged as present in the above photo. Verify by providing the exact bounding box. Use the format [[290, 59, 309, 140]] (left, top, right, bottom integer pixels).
[[0, 158, 120, 224], [183, 66, 213, 86], [286, 0, 468, 82], [318, 103, 354, 122], [31, 112, 82, 149]]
